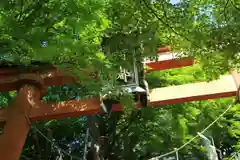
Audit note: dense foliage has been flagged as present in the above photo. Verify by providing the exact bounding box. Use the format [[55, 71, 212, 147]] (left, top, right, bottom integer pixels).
[[0, 0, 240, 159]]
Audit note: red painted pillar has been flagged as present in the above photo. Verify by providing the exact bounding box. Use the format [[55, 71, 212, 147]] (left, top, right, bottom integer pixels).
[[0, 85, 41, 160]]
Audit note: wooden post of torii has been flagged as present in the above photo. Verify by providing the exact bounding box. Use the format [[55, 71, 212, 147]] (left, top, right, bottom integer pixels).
[[0, 74, 45, 160], [0, 47, 239, 159]]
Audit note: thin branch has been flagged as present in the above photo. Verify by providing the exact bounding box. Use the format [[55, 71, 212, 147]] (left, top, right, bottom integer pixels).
[[222, 0, 230, 16], [141, 0, 190, 42], [31, 126, 82, 160], [33, 129, 42, 160], [20, 155, 31, 160], [231, 0, 240, 11]]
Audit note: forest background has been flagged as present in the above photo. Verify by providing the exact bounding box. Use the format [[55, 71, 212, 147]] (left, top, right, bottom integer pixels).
[[0, 0, 240, 159]]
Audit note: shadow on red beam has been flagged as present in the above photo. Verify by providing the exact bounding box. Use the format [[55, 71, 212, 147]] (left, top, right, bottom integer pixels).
[[0, 68, 18, 75], [0, 109, 5, 122]]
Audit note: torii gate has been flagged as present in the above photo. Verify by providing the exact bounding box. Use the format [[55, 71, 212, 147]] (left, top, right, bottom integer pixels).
[[0, 47, 239, 160]]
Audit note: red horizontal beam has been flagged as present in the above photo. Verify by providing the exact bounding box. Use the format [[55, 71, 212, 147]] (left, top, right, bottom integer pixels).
[[0, 55, 190, 92], [0, 68, 98, 93], [145, 50, 194, 72], [0, 70, 76, 92], [0, 64, 56, 75], [0, 46, 181, 93], [157, 47, 170, 53], [146, 57, 194, 72], [0, 73, 239, 122], [150, 74, 238, 106]]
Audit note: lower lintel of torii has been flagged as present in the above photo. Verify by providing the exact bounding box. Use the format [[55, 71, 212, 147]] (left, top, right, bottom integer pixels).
[[149, 74, 238, 106], [0, 73, 239, 122]]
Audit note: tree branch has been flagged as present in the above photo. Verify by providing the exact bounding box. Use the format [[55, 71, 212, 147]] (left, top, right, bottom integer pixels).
[[141, 0, 190, 42], [231, 0, 240, 11]]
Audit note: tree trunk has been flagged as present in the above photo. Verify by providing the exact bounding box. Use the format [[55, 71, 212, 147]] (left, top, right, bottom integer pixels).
[[87, 115, 105, 160], [33, 129, 42, 160], [44, 129, 52, 160]]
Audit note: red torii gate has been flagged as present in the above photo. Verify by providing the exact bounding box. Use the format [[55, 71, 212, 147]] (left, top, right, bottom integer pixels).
[[0, 47, 239, 160]]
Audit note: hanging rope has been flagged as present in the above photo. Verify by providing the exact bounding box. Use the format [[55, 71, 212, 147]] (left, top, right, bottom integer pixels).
[[148, 103, 235, 160], [229, 150, 240, 160], [24, 114, 82, 160], [83, 128, 90, 160], [174, 148, 179, 160]]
